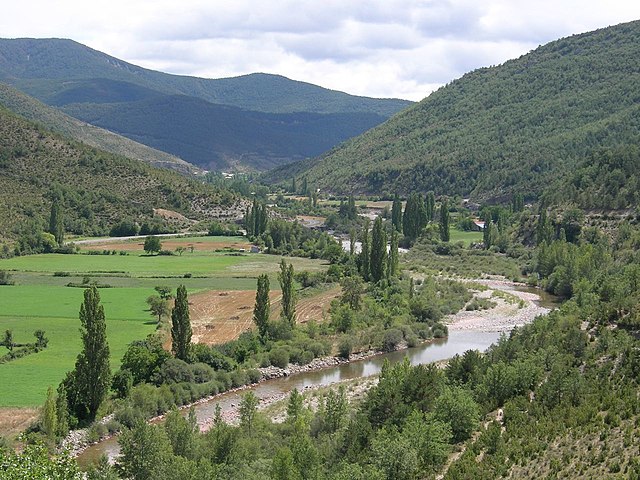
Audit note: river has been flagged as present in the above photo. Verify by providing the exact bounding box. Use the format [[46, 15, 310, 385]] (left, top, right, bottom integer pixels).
[[77, 285, 557, 467]]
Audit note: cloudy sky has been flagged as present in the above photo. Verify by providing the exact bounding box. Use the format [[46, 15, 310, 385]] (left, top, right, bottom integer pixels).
[[2, 1, 639, 100]]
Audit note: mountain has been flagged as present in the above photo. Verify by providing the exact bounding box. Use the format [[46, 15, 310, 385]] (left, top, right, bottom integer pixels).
[[0, 82, 199, 175], [60, 94, 387, 171], [265, 20, 640, 202], [0, 38, 412, 171], [0, 105, 241, 240]]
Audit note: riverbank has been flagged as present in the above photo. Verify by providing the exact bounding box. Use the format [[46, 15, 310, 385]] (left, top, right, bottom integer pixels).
[[70, 278, 550, 464]]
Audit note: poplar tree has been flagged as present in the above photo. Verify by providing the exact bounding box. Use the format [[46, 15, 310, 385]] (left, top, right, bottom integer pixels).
[[171, 285, 192, 361], [279, 259, 296, 328], [402, 194, 416, 238], [387, 229, 399, 278], [417, 194, 428, 233], [439, 198, 450, 242], [370, 216, 387, 282], [426, 191, 436, 221], [48, 196, 64, 246], [73, 286, 111, 420], [42, 386, 58, 440], [359, 219, 371, 281], [391, 194, 403, 232], [253, 274, 271, 340]]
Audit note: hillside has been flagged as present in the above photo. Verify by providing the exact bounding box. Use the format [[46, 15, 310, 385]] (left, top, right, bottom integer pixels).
[[266, 20, 640, 201], [0, 38, 411, 115], [60, 94, 387, 171], [0, 82, 198, 175], [0, 106, 241, 240], [0, 38, 411, 170]]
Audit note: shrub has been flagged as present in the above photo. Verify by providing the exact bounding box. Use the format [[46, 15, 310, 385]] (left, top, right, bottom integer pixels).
[[0, 270, 14, 286], [112, 369, 134, 398], [338, 336, 354, 358], [230, 370, 248, 388], [153, 358, 195, 384], [190, 363, 215, 383], [382, 329, 403, 352], [269, 348, 290, 368], [299, 350, 314, 365], [246, 369, 262, 384]]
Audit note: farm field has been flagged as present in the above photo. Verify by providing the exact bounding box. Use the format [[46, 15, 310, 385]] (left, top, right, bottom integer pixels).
[[449, 229, 483, 245], [0, 237, 329, 408], [81, 235, 250, 252]]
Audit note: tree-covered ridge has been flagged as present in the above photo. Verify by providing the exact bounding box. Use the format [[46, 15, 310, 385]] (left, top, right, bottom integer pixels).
[[266, 20, 640, 201], [0, 105, 240, 239], [0, 82, 198, 175], [0, 39, 411, 116], [542, 145, 640, 210]]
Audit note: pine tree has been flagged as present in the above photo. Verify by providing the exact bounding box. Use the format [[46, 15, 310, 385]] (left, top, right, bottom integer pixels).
[[48, 196, 64, 246], [439, 198, 450, 242], [253, 274, 271, 340], [387, 229, 399, 278], [391, 194, 403, 232], [370, 216, 387, 282], [73, 286, 111, 420], [279, 260, 296, 328], [171, 285, 192, 361], [359, 219, 371, 281]]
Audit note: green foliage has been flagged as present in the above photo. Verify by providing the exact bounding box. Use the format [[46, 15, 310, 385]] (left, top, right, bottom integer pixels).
[[369, 216, 387, 282], [439, 198, 450, 242], [271, 21, 640, 201], [67, 286, 111, 421], [0, 442, 81, 479], [143, 236, 162, 254], [278, 260, 296, 328], [253, 274, 271, 340], [171, 285, 192, 361]]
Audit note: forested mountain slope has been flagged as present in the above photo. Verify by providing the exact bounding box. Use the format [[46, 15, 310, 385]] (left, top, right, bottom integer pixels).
[[0, 106, 239, 239], [0, 38, 410, 115], [0, 38, 411, 171], [0, 82, 198, 175], [266, 20, 640, 201]]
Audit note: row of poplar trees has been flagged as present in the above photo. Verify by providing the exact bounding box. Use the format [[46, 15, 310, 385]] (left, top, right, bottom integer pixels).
[[391, 192, 450, 242], [252, 259, 296, 341]]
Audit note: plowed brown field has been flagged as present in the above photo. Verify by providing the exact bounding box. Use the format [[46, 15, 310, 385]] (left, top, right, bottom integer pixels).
[[190, 286, 341, 345], [84, 238, 248, 252]]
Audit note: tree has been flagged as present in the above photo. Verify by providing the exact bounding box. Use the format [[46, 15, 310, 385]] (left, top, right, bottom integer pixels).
[[359, 219, 371, 281], [391, 194, 403, 232], [171, 285, 192, 361], [370, 216, 387, 282], [154, 286, 172, 299], [253, 274, 271, 341], [349, 228, 357, 256], [42, 386, 58, 440], [55, 383, 69, 438], [286, 388, 304, 423], [3, 329, 14, 353], [119, 422, 172, 480], [433, 386, 479, 442], [48, 196, 64, 246], [239, 391, 259, 432], [279, 260, 296, 328], [387, 229, 399, 278], [72, 286, 111, 420], [439, 198, 450, 242], [147, 295, 170, 324], [426, 191, 436, 221], [341, 275, 364, 311], [143, 236, 162, 254], [175, 246, 186, 256]]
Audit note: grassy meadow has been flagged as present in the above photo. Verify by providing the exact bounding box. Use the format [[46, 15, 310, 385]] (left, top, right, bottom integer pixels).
[[0, 236, 328, 407]]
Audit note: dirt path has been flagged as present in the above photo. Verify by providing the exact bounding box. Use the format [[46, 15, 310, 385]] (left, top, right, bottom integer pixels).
[[190, 286, 341, 344]]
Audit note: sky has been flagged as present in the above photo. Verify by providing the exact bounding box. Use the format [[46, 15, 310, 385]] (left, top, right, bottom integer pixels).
[[1, 1, 639, 101]]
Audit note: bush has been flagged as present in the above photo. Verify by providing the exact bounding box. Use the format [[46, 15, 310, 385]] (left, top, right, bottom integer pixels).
[[382, 329, 403, 352], [190, 363, 215, 383], [338, 336, 354, 358], [230, 370, 248, 388], [0, 270, 14, 286], [246, 369, 262, 384], [432, 323, 448, 338], [153, 358, 195, 384], [269, 348, 290, 368], [299, 350, 314, 365], [112, 369, 134, 398]]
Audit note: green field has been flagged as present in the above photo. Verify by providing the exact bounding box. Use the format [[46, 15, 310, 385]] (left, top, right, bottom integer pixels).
[[0, 239, 328, 407], [449, 229, 483, 246]]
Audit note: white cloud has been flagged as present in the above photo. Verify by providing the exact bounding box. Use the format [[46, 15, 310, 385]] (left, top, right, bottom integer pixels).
[[1, 0, 639, 100]]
